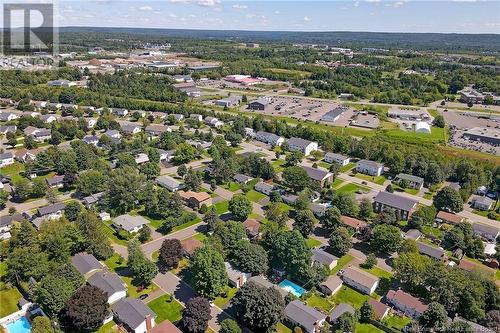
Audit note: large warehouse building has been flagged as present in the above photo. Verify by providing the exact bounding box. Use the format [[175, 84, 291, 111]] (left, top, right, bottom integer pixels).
[[462, 127, 500, 146]]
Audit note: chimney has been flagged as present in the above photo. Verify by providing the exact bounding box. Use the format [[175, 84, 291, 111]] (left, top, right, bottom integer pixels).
[[145, 314, 153, 331]]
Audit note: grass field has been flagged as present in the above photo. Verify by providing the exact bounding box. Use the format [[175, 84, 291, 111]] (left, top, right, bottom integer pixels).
[[331, 178, 344, 189], [102, 221, 129, 246], [263, 68, 312, 79], [306, 238, 322, 249], [341, 162, 356, 172], [0, 287, 22, 317], [331, 254, 354, 274], [384, 314, 412, 330], [421, 225, 444, 240], [271, 159, 287, 172], [380, 127, 447, 144], [246, 190, 266, 203], [213, 286, 237, 308], [147, 294, 183, 324], [0, 162, 25, 183], [221, 182, 241, 192], [214, 200, 229, 214], [336, 183, 371, 194], [319, 161, 331, 169], [171, 217, 202, 233], [96, 320, 121, 333], [332, 285, 369, 309], [354, 173, 386, 185], [361, 266, 395, 298], [355, 323, 385, 333], [306, 293, 335, 313], [275, 323, 292, 333]]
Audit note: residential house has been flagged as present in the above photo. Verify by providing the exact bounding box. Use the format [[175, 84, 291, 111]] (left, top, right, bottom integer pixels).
[[0, 125, 17, 135], [88, 271, 127, 304], [394, 173, 425, 190], [285, 300, 327, 333], [243, 218, 261, 239], [0, 152, 14, 167], [145, 124, 171, 139], [452, 317, 495, 333], [233, 174, 253, 185], [85, 118, 97, 128], [46, 175, 64, 188], [24, 126, 51, 142], [40, 114, 59, 124], [255, 131, 284, 147], [83, 135, 99, 146], [0, 112, 19, 122], [112, 298, 156, 333], [248, 98, 271, 111], [341, 266, 379, 295], [472, 196, 494, 211], [0, 214, 24, 240], [82, 192, 104, 207], [367, 298, 390, 320], [310, 203, 327, 217], [103, 130, 122, 140], [225, 262, 251, 288], [155, 175, 184, 192], [171, 114, 184, 122], [204, 116, 223, 128], [189, 114, 203, 122], [405, 229, 422, 241], [120, 123, 142, 135], [328, 303, 355, 324], [177, 190, 212, 209], [247, 276, 289, 298], [254, 181, 274, 195], [417, 242, 448, 262], [282, 193, 298, 205], [324, 153, 350, 166], [319, 276, 343, 296], [147, 320, 182, 333], [340, 215, 368, 232], [112, 108, 129, 117], [386, 289, 429, 318], [373, 191, 418, 220], [435, 211, 464, 225], [244, 127, 255, 138], [37, 202, 66, 220], [181, 238, 203, 258], [458, 259, 496, 276], [287, 137, 318, 156], [47, 79, 76, 87], [302, 166, 333, 187], [356, 160, 384, 177], [150, 112, 167, 120], [215, 95, 242, 107], [158, 149, 175, 163], [134, 153, 149, 165], [71, 252, 104, 278], [15, 148, 39, 163], [311, 248, 338, 270], [112, 214, 148, 234], [473, 223, 500, 242]]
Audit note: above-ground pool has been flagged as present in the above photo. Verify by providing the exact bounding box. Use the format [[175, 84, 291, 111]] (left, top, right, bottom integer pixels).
[[278, 279, 306, 297], [6, 317, 31, 333]]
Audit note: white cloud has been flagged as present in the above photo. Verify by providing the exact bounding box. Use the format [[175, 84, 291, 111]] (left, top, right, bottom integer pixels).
[[353, 1, 360, 7], [303, 16, 311, 22], [393, 1, 404, 8], [139, 6, 153, 11], [232, 4, 248, 9], [197, 0, 221, 7], [365, 0, 381, 2]]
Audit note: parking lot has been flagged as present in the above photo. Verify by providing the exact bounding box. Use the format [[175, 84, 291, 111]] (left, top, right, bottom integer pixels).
[[443, 110, 499, 130], [449, 128, 500, 155], [198, 78, 289, 92]]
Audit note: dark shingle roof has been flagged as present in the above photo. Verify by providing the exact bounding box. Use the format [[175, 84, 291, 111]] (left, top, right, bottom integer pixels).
[[374, 191, 418, 212], [112, 298, 156, 330], [88, 271, 126, 296], [285, 300, 327, 330], [302, 166, 331, 181], [37, 202, 66, 216], [71, 252, 103, 275]]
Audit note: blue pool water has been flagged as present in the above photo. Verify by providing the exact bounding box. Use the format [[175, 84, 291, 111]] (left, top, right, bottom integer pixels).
[[6, 317, 31, 333], [278, 279, 306, 297]]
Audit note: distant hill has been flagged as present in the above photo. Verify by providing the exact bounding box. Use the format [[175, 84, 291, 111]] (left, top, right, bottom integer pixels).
[[59, 27, 500, 53]]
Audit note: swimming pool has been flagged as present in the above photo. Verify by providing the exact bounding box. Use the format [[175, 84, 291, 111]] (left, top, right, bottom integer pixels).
[[278, 279, 306, 297], [6, 317, 31, 333]]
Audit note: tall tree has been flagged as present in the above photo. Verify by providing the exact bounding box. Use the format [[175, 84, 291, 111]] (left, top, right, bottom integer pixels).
[[228, 195, 252, 221], [181, 297, 211, 333], [293, 209, 317, 237], [158, 239, 183, 270], [127, 239, 158, 286], [106, 166, 146, 214], [62, 285, 109, 331], [329, 227, 352, 256], [75, 211, 113, 260], [190, 246, 227, 298]]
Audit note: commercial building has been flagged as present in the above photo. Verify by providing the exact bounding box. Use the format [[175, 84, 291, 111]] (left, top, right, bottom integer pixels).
[[462, 127, 500, 146], [321, 106, 347, 123], [248, 98, 271, 111]]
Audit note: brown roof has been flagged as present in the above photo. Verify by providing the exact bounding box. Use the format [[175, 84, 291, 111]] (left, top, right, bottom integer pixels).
[[436, 211, 464, 224], [341, 215, 368, 229], [177, 190, 211, 203], [386, 289, 428, 314], [367, 298, 389, 320], [181, 238, 202, 256], [458, 259, 495, 275], [147, 320, 182, 333], [243, 219, 261, 234], [88, 58, 101, 66]]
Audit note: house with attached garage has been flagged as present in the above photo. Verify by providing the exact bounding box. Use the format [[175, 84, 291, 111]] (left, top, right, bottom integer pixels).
[[88, 271, 127, 304], [340, 215, 368, 233], [189, 114, 203, 122], [155, 175, 184, 192], [134, 153, 149, 165], [71, 252, 104, 278], [287, 137, 318, 156], [311, 248, 338, 270], [285, 300, 327, 333], [145, 124, 171, 139], [302, 166, 333, 187], [204, 116, 223, 128], [82, 192, 104, 208], [386, 289, 429, 318], [112, 108, 129, 117], [0, 125, 17, 135], [233, 173, 253, 185], [177, 190, 212, 209], [0, 214, 24, 240], [46, 175, 65, 188], [473, 223, 500, 242], [341, 266, 379, 295], [367, 298, 390, 320], [40, 114, 59, 124], [181, 238, 203, 258], [23, 126, 51, 142], [471, 196, 494, 211], [225, 262, 251, 288], [112, 298, 156, 333], [417, 242, 448, 262], [0, 112, 19, 122], [15, 148, 40, 163], [435, 211, 464, 225], [254, 181, 275, 195], [37, 202, 66, 220], [120, 123, 142, 135], [310, 203, 327, 217], [243, 218, 261, 240], [328, 303, 355, 324], [158, 149, 175, 162], [112, 214, 149, 234], [0, 152, 14, 167], [103, 129, 122, 140], [356, 159, 384, 176], [373, 191, 418, 220], [319, 276, 343, 296], [394, 173, 425, 190], [255, 131, 284, 147], [83, 135, 99, 146], [324, 153, 350, 166]]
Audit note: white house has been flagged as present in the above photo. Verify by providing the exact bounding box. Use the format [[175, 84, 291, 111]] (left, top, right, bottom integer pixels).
[[255, 131, 284, 147], [0, 112, 19, 122], [324, 153, 350, 166], [341, 266, 379, 295], [204, 116, 223, 128], [254, 181, 274, 195], [0, 152, 14, 167], [112, 214, 148, 234], [112, 298, 156, 333], [287, 137, 318, 156], [356, 159, 384, 176], [88, 271, 127, 304]]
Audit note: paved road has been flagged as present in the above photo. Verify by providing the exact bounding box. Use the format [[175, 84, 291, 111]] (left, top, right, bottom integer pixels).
[[0, 193, 73, 216]]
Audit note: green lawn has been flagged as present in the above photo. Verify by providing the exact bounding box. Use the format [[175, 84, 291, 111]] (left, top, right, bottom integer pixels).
[[1, 162, 25, 183], [136, 210, 163, 230], [393, 185, 419, 195], [96, 320, 121, 333], [221, 182, 241, 192], [421, 225, 444, 240], [319, 161, 331, 169], [275, 323, 293, 333], [147, 294, 183, 324], [213, 286, 237, 308], [354, 173, 386, 185], [341, 162, 356, 173], [306, 238, 322, 249], [380, 127, 447, 144], [0, 287, 22, 317], [214, 200, 229, 214], [332, 285, 369, 309], [331, 178, 344, 189], [336, 183, 370, 194], [384, 314, 412, 331], [171, 217, 202, 233], [277, 202, 293, 213], [355, 323, 385, 333], [306, 293, 334, 313], [361, 266, 395, 298], [271, 159, 286, 173], [102, 222, 129, 246], [331, 254, 354, 274], [246, 190, 266, 203]]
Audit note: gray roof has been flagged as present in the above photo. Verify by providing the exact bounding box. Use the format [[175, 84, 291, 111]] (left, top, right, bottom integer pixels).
[[282, 193, 298, 204], [255, 181, 274, 192], [82, 192, 104, 206], [374, 191, 418, 212], [0, 214, 24, 228], [288, 137, 315, 149], [88, 271, 126, 296], [474, 196, 494, 206], [112, 214, 148, 232], [71, 252, 103, 275], [104, 130, 120, 138], [405, 229, 422, 240], [325, 152, 349, 161], [83, 135, 99, 144], [225, 262, 249, 284], [46, 175, 64, 186], [396, 173, 424, 184], [37, 202, 66, 216], [342, 266, 379, 289], [250, 98, 271, 106], [329, 303, 355, 322], [234, 174, 253, 183], [0, 152, 13, 160], [285, 300, 327, 330], [248, 276, 288, 298], [155, 175, 183, 190], [310, 203, 327, 216], [473, 223, 500, 237], [312, 248, 338, 266], [417, 242, 446, 260], [320, 275, 343, 293], [321, 107, 345, 121], [302, 166, 332, 181], [112, 298, 156, 330], [120, 123, 141, 134], [358, 159, 384, 169], [32, 128, 51, 138]]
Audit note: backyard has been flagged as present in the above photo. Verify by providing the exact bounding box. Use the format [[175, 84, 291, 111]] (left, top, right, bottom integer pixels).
[[147, 294, 184, 324]]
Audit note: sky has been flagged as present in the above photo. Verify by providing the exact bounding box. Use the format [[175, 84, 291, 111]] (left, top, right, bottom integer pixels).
[[3, 0, 500, 34]]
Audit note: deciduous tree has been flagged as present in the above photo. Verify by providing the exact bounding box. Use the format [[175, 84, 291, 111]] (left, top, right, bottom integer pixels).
[[62, 285, 109, 331]]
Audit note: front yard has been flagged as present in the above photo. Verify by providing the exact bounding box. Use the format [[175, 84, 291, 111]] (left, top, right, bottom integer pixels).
[[213, 286, 237, 308], [214, 200, 229, 214], [354, 173, 386, 185], [331, 254, 354, 274], [147, 294, 184, 324], [245, 190, 266, 203]]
